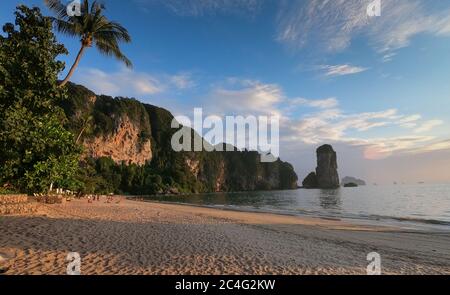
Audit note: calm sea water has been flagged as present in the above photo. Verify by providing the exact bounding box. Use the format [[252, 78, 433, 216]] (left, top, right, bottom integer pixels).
[[141, 184, 450, 230]]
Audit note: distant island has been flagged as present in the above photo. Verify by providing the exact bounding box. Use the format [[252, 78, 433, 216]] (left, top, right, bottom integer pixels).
[[342, 176, 366, 186]]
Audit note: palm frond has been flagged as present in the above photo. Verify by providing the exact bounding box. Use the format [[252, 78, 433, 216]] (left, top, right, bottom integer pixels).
[[95, 39, 132, 68], [93, 19, 132, 43], [44, 0, 69, 19], [46, 0, 133, 71], [52, 18, 79, 37]]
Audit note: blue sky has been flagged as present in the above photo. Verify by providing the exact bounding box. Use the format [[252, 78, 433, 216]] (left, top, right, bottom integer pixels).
[[1, 0, 450, 183]]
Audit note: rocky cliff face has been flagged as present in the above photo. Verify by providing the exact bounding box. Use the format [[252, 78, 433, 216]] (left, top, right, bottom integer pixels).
[[302, 144, 340, 189], [83, 116, 152, 165], [302, 172, 318, 189], [62, 83, 298, 193], [316, 144, 340, 189]]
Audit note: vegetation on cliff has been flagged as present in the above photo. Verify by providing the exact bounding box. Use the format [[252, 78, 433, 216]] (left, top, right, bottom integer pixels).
[[64, 83, 299, 195]]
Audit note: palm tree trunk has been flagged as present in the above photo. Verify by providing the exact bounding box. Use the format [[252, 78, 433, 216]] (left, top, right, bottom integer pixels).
[[59, 44, 87, 87], [75, 125, 88, 144]]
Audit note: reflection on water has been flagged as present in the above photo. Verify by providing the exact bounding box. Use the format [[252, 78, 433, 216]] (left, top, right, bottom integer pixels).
[[319, 189, 342, 210], [141, 184, 450, 229]]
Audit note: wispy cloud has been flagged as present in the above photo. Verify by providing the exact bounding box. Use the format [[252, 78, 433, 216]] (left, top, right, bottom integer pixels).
[[414, 120, 444, 133], [290, 97, 339, 109], [168, 72, 196, 90], [73, 68, 163, 97], [286, 108, 399, 144], [193, 78, 447, 160], [276, 0, 450, 57], [72, 67, 195, 98], [413, 139, 450, 153], [204, 79, 283, 116], [318, 64, 369, 77], [283, 99, 445, 159], [397, 114, 422, 128], [134, 0, 262, 16], [358, 135, 435, 160], [381, 52, 397, 63]]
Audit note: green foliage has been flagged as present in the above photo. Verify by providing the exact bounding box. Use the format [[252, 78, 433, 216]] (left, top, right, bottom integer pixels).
[[61, 84, 152, 146], [0, 187, 19, 195], [46, 0, 132, 66], [72, 157, 171, 195], [45, 0, 132, 86], [0, 6, 81, 193]]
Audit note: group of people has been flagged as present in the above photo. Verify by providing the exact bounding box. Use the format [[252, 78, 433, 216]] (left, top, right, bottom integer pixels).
[[86, 194, 120, 204], [86, 194, 100, 203]]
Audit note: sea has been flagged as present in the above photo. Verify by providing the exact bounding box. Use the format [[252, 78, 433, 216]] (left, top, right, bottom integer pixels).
[[140, 184, 450, 231]]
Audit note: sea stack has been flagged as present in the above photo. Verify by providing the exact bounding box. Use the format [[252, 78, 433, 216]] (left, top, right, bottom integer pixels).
[[302, 172, 318, 189], [316, 144, 340, 189], [302, 144, 340, 189]]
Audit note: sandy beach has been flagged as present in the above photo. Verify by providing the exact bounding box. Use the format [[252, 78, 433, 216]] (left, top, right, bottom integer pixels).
[[1, 197, 449, 275]]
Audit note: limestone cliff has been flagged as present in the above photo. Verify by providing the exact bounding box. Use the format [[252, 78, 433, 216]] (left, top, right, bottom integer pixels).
[[61, 84, 153, 166], [82, 116, 152, 165], [62, 83, 298, 194], [302, 172, 318, 189], [316, 144, 340, 189], [302, 144, 340, 189]]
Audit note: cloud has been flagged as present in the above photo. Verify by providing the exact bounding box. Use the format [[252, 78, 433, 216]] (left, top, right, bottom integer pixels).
[[414, 139, 450, 153], [276, 0, 372, 52], [414, 120, 444, 133], [168, 72, 196, 90], [318, 64, 369, 77], [134, 0, 262, 16], [73, 68, 163, 97], [397, 114, 422, 128], [190, 78, 448, 161], [286, 108, 399, 144], [381, 52, 397, 63], [276, 0, 450, 56], [359, 135, 435, 159], [283, 98, 446, 159], [72, 68, 195, 98], [204, 79, 284, 116], [289, 97, 339, 109]]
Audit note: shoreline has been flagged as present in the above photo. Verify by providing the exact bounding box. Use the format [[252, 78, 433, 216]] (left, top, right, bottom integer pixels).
[[130, 196, 450, 232], [1, 197, 449, 274]]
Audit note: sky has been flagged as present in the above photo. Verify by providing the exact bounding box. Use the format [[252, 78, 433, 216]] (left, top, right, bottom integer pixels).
[[1, 0, 450, 184]]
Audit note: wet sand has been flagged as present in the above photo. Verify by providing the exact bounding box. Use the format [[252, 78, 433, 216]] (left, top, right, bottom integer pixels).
[[1, 197, 449, 274]]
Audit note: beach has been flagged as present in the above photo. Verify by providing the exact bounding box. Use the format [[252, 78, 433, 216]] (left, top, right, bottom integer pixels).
[[1, 197, 449, 275]]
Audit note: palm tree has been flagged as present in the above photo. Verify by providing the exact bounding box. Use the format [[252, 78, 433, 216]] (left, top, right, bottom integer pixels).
[[75, 114, 93, 144], [45, 0, 132, 87]]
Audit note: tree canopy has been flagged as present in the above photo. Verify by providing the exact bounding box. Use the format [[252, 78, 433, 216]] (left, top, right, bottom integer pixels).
[[0, 6, 81, 193]]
